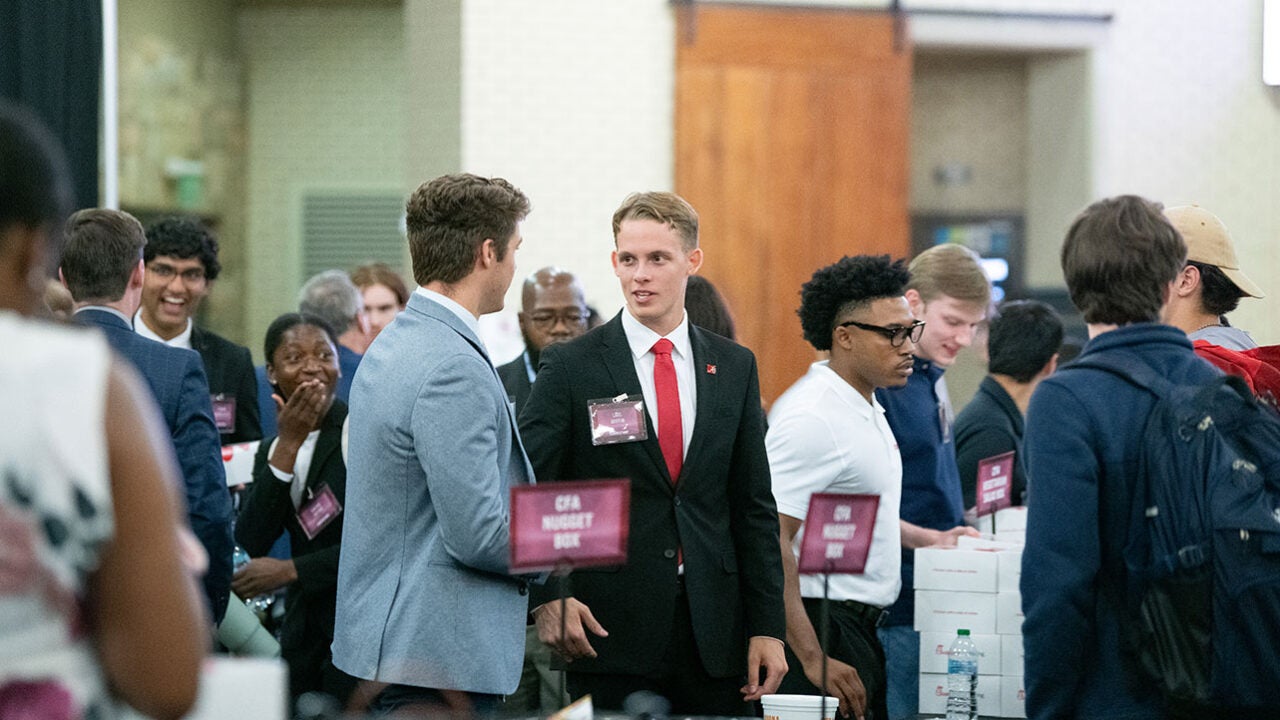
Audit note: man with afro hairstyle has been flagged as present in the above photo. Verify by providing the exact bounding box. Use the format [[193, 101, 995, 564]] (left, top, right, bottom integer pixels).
[[767, 255, 922, 720]]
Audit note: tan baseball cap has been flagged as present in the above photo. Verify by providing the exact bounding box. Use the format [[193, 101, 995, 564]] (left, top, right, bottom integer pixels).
[[1164, 205, 1264, 299]]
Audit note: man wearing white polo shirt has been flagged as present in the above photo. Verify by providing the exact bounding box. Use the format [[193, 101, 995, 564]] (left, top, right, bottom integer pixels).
[[768, 255, 919, 720]]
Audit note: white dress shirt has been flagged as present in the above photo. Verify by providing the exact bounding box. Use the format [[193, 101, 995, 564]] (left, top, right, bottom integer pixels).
[[134, 312, 193, 349], [414, 286, 488, 359], [268, 429, 323, 510], [620, 309, 696, 458]]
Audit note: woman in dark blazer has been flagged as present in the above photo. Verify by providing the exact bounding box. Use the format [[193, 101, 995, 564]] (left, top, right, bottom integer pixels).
[[233, 313, 353, 705]]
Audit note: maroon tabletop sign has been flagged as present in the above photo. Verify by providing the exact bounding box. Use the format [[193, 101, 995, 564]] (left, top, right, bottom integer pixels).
[[975, 451, 1015, 518], [798, 493, 880, 574], [510, 479, 630, 574]]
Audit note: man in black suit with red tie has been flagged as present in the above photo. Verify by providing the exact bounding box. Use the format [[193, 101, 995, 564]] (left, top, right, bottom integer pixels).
[[519, 191, 787, 716]]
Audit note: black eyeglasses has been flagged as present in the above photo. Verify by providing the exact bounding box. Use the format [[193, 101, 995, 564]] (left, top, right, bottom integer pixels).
[[528, 310, 587, 329], [838, 319, 925, 347]]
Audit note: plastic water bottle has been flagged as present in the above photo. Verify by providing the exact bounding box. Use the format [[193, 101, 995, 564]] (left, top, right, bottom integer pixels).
[[232, 545, 273, 615], [946, 628, 979, 720]]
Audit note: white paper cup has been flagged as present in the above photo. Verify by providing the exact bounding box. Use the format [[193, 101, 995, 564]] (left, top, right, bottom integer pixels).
[[761, 693, 839, 720]]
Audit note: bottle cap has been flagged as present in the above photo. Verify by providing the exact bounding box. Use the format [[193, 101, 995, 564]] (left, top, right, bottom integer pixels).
[[957, 629, 970, 636]]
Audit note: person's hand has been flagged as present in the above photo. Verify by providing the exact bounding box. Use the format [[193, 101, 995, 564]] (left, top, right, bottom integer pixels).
[[741, 636, 788, 701], [532, 598, 608, 660], [231, 556, 296, 597], [930, 525, 981, 548], [274, 380, 328, 445], [799, 654, 867, 719]]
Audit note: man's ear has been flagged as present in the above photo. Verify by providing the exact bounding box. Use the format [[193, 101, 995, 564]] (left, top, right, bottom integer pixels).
[[128, 258, 145, 290], [477, 238, 497, 269], [686, 247, 704, 274], [1039, 352, 1059, 379], [1175, 264, 1199, 297], [904, 288, 924, 315]]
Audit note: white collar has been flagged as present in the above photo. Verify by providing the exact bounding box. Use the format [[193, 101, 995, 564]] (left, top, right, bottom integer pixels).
[[134, 311, 193, 348], [809, 361, 879, 419], [74, 305, 133, 327], [621, 308, 692, 361], [414, 286, 483, 343]]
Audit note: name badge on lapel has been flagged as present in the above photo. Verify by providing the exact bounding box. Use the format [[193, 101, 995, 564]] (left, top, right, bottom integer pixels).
[[296, 483, 342, 540], [588, 394, 648, 446], [211, 394, 236, 434]]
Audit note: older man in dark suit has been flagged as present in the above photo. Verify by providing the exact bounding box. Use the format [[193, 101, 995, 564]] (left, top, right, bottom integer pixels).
[[497, 267, 588, 415], [60, 208, 234, 624], [520, 191, 787, 716]]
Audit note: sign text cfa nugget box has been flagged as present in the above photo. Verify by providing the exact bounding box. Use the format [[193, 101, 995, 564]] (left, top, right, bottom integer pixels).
[[914, 547, 999, 593], [917, 673, 1001, 716], [914, 590, 997, 634], [918, 631, 1001, 676], [1002, 633, 1025, 676]]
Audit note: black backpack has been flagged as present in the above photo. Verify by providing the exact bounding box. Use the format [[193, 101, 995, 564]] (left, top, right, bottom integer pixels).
[[1070, 355, 1280, 709]]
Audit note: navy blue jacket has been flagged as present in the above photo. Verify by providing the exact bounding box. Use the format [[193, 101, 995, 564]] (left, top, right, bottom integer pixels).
[[1022, 324, 1219, 719], [876, 356, 963, 625], [77, 308, 235, 623]]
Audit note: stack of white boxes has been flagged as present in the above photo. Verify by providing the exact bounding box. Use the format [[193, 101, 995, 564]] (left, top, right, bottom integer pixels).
[[914, 506, 1027, 718]]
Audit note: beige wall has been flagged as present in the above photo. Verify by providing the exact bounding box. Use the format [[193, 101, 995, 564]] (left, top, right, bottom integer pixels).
[[911, 53, 1029, 214], [239, 4, 407, 361], [118, 0, 248, 342]]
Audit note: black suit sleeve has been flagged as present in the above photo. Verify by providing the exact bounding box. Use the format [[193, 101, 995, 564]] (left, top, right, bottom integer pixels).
[[726, 352, 786, 641], [175, 355, 234, 624], [518, 343, 574, 607], [231, 344, 262, 443], [235, 440, 291, 557]]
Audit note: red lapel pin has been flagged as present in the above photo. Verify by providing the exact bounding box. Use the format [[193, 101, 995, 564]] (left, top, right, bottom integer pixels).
[[706, 364, 717, 375]]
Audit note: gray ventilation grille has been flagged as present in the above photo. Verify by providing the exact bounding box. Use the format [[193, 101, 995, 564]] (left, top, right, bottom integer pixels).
[[302, 192, 406, 278]]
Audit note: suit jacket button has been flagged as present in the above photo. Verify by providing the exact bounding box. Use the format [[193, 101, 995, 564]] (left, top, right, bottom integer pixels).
[[674, 497, 682, 506], [663, 549, 676, 559], [518, 582, 528, 596]]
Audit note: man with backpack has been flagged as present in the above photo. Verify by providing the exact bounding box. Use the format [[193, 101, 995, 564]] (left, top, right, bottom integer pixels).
[[1021, 196, 1226, 718]]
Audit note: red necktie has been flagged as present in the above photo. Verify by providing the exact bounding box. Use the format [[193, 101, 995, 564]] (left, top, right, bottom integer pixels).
[[652, 338, 683, 484]]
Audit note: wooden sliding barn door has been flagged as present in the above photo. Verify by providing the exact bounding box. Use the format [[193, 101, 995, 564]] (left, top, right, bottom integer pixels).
[[676, 4, 912, 403]]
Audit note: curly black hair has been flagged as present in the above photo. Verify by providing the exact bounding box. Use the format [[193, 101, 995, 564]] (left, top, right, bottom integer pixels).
[[799, 255, 911, 351], [143, 216, 221, 281]]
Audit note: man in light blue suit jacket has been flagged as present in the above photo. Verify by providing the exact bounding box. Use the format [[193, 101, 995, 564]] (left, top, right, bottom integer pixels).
[[333, 173, 533, 713]]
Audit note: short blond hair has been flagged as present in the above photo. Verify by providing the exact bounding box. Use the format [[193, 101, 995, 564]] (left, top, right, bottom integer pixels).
[[611, 192, 698, 251], [908, 244, 991, 307]]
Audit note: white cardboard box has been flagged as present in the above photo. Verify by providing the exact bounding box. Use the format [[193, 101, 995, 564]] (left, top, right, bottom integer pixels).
[[1001, 675, 1027, 718], [914, 590, 998, 634], [1001, 634, 1025, 676], [995, 530, 1026, 545], [997, 591, 1024, 635], [222, 441, 260, 487], [915, 547, 1000, 593], [995, 506, 1028, 532], [917, 672, 1001, 716], [919, 631, 1001, 676], [957, 535, 1023, 552], [184, 657, 287, 720], [998, 549, 1023, 593]]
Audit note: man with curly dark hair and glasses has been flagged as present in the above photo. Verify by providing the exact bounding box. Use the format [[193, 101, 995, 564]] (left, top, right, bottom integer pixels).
[[767, 255, 921, 720]]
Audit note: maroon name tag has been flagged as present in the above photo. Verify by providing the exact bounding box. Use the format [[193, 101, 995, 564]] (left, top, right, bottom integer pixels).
[[296, 483, 342, 540], [510, 479, 630, 574], [587, 396, 648, 446], [798, 493, 881, 575], [211, 394, 236, 434], [975, 451, 1015, 517]]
